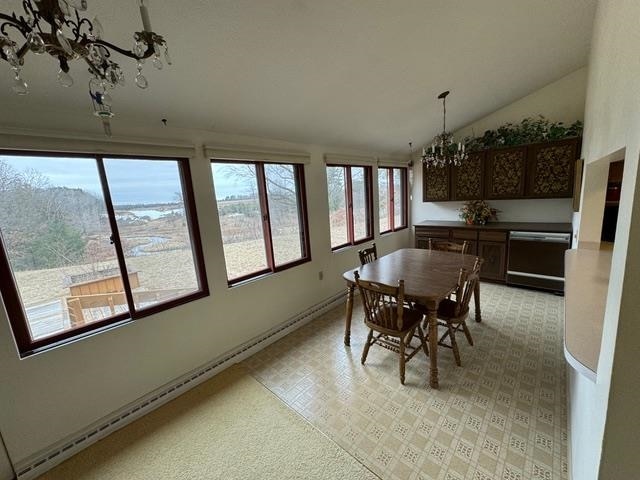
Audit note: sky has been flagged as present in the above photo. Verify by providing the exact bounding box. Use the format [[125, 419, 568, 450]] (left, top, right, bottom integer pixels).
[[0, 155, 243, 205]]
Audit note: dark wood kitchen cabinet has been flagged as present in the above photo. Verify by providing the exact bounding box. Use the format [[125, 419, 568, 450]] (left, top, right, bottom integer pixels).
[[415, 224, 507, 281], [414, 222, 572, 284], [421, 138, 581, 202], [484, 146, 527, 199], [451, 228, 478, 255], [477, 231, 507, 281], [422, 163, 451, 201], [452, 151, 485, 200], [414, 227, 450, 249], [526, 138, 579, 198]]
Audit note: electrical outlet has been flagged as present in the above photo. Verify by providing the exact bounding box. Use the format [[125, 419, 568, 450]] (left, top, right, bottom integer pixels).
[[318, 271, 323, 280]]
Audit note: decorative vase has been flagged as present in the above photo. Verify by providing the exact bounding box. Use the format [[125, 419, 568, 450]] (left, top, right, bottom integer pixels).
[[466, 218, 473, 225]]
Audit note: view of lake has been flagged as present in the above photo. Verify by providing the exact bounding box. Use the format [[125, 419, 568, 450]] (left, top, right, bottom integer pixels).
[[116, 208, 184, 220]]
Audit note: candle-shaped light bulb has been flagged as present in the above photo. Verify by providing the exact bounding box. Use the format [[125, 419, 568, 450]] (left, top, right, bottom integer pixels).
[[431, 144, 435, 154], [102, 117, 112, 137], [139, 0, 153, 32]]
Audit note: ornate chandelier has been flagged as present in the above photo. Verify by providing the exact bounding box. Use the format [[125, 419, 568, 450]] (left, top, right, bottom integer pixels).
[[0, 0, 171, 136], [421, 90, 468, 168]]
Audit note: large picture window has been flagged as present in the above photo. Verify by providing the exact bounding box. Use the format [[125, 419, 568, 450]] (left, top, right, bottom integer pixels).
[[326, 165, 373, 249], [378, 167, 408, 233], [0, 151, 208, 355], [211, 160, 310, 284]]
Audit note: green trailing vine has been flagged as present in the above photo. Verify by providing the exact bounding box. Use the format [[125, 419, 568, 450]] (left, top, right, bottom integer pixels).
[[463, 115, 583, 152]]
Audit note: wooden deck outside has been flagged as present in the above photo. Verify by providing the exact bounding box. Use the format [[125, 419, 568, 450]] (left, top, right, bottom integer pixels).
[[24, 271, 191, 340]]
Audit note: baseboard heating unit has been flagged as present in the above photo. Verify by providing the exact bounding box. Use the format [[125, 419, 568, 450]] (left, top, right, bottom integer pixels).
[[14, 291, 346, 480]]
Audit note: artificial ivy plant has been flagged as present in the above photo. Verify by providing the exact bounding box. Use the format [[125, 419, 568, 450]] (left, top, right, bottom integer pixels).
[[463, 115, 583, 152]]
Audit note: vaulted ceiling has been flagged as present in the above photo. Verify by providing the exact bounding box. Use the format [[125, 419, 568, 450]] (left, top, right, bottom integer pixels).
[[0, 0, 597, 154]]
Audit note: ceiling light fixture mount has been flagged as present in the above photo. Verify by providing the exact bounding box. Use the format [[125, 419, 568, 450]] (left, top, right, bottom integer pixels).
[[421, 90, 468, 168], [0, 0, 171, 136]]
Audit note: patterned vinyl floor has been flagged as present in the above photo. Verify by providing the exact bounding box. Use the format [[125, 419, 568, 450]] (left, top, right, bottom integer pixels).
[[244, 283, 567, 480]]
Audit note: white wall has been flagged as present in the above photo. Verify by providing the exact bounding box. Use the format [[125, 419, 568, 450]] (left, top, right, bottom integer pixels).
[[570, 0, 640, 478], [412, 67, 587, 224], [0, 434, 13, 480], [0, 124, 411, 466]]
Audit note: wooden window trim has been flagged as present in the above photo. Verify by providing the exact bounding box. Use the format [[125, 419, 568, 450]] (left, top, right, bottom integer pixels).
[[379, 167, 408, 234], [328, 164, 374, 250], [0, 150, 209, 357], [211, 159, 311, 286]]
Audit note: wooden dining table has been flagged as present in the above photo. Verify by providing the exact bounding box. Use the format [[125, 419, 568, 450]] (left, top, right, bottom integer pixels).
[[342, 248, 482, 389]]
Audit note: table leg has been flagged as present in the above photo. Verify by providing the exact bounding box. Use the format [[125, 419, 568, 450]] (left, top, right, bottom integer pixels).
[[474, 281, 482, 323], [427, 308, 439, 389], [344, 284, 355, 346]]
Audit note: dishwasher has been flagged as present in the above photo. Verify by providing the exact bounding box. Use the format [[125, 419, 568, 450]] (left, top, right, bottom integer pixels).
[[507, 231, 571, 293]]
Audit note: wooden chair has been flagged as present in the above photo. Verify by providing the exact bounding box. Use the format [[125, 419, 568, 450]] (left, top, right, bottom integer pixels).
[[354, 271, 429, 384], [433, 257, 483, 366], [428, 238, 469, 255], [358, 242, 377, 266]]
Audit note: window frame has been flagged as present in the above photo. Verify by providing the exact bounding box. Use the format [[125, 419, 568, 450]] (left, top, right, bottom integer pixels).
[[326, 164, 374, 250], [0, 150, 209, 357], [210, 159, 311, 286], [378, 166, 409, 234]]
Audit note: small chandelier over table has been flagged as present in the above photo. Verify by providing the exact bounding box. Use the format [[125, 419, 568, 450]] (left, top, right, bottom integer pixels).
[[0, 0, 171, 136], [421, 90, 468, 168]]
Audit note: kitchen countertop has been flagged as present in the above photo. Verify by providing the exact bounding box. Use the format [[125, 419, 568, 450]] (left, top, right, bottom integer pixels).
[[563, 248, 612, 381], [414, 220, 573, 233]]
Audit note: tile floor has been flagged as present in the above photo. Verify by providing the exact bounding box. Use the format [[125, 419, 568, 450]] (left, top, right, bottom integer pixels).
[[244, 282, 567, 480]]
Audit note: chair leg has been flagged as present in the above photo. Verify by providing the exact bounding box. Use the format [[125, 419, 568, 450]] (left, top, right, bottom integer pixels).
[[438, 323, 450, 346], [417, 324, 429, 357], [399, 336, 406, 385], [361, 329, 373, 365], [461, 321, 474, 346], [448, 323, 462, 367]]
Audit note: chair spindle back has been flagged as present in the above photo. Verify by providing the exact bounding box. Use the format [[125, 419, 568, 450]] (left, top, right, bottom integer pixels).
[[358, 243, 378, 266], [428, 239, 469, 255], [451, 258, 483, 317], [354, 271, 406, 331]]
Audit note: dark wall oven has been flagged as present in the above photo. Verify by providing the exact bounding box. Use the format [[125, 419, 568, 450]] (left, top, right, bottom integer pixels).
[[507, 231, 571, 293]]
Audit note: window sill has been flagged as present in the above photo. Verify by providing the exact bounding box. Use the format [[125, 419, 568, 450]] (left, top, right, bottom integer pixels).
[[331, 237, 374, 253], [379, 226, 408, 236], [227, 257, 311, 288], [18, 289, 209, 359]]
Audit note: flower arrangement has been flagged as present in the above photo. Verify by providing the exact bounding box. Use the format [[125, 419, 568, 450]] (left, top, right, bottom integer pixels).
[[459, 200, 498, 225]]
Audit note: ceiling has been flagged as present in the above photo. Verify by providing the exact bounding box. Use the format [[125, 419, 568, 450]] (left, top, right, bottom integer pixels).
[[0, 0, 597, 154]]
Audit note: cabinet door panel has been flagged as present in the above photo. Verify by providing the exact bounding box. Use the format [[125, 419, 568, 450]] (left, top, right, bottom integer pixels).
[[526, 138, 579, 198], [452, 151, 484, 200], [415, 227, 450, 249], [422, 164, 451, 201], [478, 241, 506, 281], [485, 147, 527, 199]]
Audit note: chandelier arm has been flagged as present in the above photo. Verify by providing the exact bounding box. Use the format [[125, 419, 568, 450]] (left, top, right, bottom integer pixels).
[[88, 37, 155, 61], [0, 13, 30, 38], [75, 17, 94, 42], [64, 10, 91, 43]]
